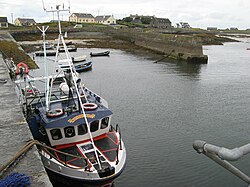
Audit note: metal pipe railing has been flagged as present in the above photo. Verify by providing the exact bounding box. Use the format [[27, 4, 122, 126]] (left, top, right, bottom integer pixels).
[[193, 140, 250, 185], [193, 140, 250, 161]]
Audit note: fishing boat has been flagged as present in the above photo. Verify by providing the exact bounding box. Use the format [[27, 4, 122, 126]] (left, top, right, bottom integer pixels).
[[14, 5, 126, 187], [41, 43, 54, 50], [72, 55, 87, 63], [59, 45, 77, 52], [75, 61, 92, 72], [35, 50, 57, 56], [90, 51, 110, 57]]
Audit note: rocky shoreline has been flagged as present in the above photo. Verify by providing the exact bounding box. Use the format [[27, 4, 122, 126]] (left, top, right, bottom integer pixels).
[[1, 25, 241, 67]]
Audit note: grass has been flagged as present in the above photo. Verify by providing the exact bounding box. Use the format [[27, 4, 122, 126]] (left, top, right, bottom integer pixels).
[[0, 41, 38, 69]]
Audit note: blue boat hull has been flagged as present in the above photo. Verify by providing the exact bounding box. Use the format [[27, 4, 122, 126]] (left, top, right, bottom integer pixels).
[[75, 62, 92, 72]]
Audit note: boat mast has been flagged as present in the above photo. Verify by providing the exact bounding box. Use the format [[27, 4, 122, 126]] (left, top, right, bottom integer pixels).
[[43, 3, 103, 170], [37, 26, 50, 111]]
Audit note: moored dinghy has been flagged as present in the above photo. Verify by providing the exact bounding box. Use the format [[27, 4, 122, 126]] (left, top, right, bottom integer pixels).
[[14, 4, 126, 187], [59, 45, 77, 52], [90, 50, 110, 57], [72, 55, 87, 63], [74, 61, 92, 72], [35, 50, 56, 56]]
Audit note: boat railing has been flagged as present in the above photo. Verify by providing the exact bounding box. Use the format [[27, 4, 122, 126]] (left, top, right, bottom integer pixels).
[[115, 124, 122, 150], [115, 124, 123, 165], [193, 140, 250, 186], [37, 142, 89, 170]]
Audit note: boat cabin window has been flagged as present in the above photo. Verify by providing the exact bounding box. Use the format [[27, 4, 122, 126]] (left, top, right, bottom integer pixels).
[[101, 117, 109, 129], [50, 129, 62, 140], [64, 126, 75, 138], [78, 124, 88, 135], [90, 120, 99, 132]]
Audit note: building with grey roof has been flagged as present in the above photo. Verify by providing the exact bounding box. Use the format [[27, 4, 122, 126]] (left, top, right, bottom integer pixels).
[[14, 18, 36, 26], [95, 15, 116, 25], [0, 17, 8, 28], [69, 13, 95, 23]]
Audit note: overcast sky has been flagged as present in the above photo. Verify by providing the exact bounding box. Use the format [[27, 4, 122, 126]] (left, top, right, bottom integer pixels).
[[1, 0, 250, 29]]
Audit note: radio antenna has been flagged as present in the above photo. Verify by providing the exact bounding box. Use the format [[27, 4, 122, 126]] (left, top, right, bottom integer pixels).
[[68, 0, 71, 13], [42, 0, 46, 11], [41, 0, 71, 13]]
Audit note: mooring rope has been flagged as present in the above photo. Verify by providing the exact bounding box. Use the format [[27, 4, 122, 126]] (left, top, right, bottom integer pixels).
[[154, 49, 175, 63], [0, 140, 36, 174], [0, 79, 7, 84], [0, 140, 86, 175]]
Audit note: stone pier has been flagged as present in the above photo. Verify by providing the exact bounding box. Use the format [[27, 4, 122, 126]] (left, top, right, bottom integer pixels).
[[0, 30, 52, 186]]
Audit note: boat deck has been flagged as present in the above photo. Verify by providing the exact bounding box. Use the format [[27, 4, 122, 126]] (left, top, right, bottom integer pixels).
[[49, 132, 119, 169], [95, 132, 118, 162]]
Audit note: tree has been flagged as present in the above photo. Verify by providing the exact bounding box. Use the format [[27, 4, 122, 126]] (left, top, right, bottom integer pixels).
[[141, 16, 152, 24], [122, 17, 133, 22]]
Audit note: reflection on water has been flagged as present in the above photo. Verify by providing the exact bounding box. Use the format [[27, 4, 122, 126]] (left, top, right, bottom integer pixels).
[[158, 60, 203, 79], [52, 181, 115, 187]]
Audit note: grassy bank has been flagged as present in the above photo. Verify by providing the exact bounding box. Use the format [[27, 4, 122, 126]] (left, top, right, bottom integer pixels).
[[0, 41, 38, 69]]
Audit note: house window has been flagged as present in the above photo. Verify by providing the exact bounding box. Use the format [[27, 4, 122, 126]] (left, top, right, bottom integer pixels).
[[78, 124, 88, 135], [101, 117, 109, 129], [90, 120, 99, 132], [50, 129, 62, 140], [64, 126, 75, 138], [1, 23, 7, 27]]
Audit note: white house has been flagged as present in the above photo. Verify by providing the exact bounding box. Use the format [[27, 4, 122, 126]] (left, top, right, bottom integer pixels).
[[95, 15, 116, 25]]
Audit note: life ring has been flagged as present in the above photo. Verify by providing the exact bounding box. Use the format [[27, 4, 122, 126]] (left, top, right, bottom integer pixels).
[[82, 103, 97, 110], [16, 62, 29, 75], [46, 108, 64, 117]]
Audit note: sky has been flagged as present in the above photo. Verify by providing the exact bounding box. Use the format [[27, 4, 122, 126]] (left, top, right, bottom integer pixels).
[[1, 0, 250, 29]]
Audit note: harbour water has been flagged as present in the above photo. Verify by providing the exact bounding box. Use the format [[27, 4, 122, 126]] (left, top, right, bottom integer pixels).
[[31, 39, 250, 187]]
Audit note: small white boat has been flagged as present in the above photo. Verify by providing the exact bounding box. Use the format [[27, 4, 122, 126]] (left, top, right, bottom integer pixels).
[[72, 55, 87, 63]]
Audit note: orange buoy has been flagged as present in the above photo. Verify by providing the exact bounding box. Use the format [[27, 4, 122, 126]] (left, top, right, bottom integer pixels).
[[16, 62, 29, 75], [82, 103, 98, 110], [46, 108, 64, 117]]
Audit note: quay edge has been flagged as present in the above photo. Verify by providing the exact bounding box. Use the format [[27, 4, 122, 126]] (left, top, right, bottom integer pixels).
[[9, 27, 210, 64], [0, 31, 52, 186]]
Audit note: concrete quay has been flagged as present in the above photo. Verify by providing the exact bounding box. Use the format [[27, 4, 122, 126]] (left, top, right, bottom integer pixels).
[[0, 30, 52, 186]]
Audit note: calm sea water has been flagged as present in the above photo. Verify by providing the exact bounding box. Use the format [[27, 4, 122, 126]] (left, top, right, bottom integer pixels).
[[33, 39, 250, 187]]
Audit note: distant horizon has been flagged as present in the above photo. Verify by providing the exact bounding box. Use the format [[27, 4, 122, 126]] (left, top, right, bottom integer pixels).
[[1, 0, 250, 30], [4, 14, 250, 31]]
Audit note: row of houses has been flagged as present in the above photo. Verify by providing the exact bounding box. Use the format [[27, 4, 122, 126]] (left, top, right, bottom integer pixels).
[[127, 15, 192, 29], [0, 17, 36, 27], [127, 14, 172, 28], [1, 14, 189, 29], [0, 13, 115, 28], [69, 13, 116, 25]]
